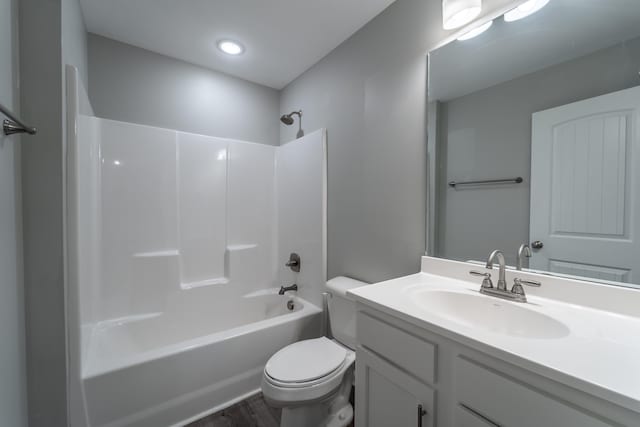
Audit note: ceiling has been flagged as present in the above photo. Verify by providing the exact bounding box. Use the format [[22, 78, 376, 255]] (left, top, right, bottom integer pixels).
[[80, 0, 397, 89], [430, 0, 640, 101]]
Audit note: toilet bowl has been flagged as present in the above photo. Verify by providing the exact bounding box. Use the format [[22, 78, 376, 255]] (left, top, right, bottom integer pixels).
[[261, 276, 367, 427], [262, 337, 355, 427]]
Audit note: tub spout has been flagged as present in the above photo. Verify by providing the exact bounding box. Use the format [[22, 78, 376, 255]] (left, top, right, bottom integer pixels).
[[279, 284, 298, 295]]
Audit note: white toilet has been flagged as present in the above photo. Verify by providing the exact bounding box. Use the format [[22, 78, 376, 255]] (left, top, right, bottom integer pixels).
[[261, 276, 367, 427]]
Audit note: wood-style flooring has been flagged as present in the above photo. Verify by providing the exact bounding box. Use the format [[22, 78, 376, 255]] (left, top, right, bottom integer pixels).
[[187, 388, 355, 427], [186, 393, 281, 427]]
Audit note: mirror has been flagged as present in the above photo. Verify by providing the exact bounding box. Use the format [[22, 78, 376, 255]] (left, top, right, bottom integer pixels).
[[427, 0, 640, 289]]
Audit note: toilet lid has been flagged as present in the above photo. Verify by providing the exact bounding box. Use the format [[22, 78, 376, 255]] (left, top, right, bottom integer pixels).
[[265, 337, 347, 383]]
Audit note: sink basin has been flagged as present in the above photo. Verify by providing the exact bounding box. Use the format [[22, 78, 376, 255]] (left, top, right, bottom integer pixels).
[[409, 290, 570, 339]]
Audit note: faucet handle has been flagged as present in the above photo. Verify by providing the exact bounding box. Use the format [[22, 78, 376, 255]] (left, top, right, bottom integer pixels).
[[285, 253, 301, 272], [514, 277, 541, 287], [511, 277, 541, 300], [470, 270, 490, 277], [469, 271, 493, 289]]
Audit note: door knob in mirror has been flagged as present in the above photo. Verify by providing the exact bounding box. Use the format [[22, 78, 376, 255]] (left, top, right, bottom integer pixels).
[[531, 241, 544, 250]]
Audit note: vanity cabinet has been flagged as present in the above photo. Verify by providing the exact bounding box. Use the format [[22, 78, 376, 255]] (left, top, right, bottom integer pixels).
[[354, 307, 638, 427], [356, 347, 434, 427], [355, 311, 436, 427], [454, 357, 611, 427]]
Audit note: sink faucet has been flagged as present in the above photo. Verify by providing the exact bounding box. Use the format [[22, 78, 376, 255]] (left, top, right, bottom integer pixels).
[[470, 249, 542, 303], [517, 244, 532, 271], [279, 284, 298, 295], [485, 250, 507, 291]]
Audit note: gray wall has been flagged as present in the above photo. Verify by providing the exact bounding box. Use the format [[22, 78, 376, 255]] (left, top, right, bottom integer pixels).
[[20, 0, 89, 425], [63, 0, 89, 87], [279, 0, 517, 283], [0, 0, 27, 425], [437, 37, 640, 265], [20, 0, 67, 424], [88, 34, 280, 145]]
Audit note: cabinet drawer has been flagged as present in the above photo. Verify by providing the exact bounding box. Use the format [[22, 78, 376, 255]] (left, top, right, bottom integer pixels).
[[456, 405, 499, 427], [455, 357, 612, 427], [357, 312, 436, 385]]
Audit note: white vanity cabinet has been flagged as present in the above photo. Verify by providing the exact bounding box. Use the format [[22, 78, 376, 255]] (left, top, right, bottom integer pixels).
[[354, 306, 639, 427], [454, 357, 612, 427], [356, 348, 434, 427], [355, 311, 437, 427]]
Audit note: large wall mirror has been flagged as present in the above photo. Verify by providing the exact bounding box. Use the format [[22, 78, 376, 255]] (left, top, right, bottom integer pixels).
[[427, 0, 640, 289]]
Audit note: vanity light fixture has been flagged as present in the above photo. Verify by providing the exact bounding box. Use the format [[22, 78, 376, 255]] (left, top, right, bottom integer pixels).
[[457, 20, 493, 41], [504, 0, 550, 22], [443, 0, 482, 30], [217, 39, 244, 55]]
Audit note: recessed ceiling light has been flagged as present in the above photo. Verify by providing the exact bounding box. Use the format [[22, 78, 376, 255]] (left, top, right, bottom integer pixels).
[[457, 20, 493, 41], [217, 40, 244, 55], [443, 0, 482, 30], [504, 0, 550, 22]]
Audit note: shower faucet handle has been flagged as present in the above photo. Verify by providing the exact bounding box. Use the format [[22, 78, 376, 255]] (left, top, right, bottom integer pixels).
[[285, 253, 301, 272]]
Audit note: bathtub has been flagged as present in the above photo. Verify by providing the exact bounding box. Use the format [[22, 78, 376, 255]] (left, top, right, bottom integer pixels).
[[82, 290, 322, 427]]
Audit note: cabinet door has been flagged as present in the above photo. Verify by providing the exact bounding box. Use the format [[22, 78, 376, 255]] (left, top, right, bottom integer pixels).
[[356, 347, 435, 427]]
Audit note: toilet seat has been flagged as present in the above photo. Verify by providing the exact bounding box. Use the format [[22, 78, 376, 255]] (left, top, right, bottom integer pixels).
[[265, 358, 347, 389], [265, 337, 347, 385], [262, 338, 356, 406]]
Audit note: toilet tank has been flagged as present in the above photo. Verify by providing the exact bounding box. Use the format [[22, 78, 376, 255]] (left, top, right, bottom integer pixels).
[[326, 276, 369, 350]]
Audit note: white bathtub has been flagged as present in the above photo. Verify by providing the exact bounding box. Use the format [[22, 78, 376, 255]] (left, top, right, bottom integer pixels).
[[82, 291, 322, 427]]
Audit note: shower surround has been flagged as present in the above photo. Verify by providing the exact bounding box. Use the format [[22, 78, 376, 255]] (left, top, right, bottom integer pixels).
[[66, 67, 326, 426]]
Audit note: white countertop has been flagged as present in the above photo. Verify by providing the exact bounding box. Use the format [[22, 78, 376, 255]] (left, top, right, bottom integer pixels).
[[348, 257, 640, 414]]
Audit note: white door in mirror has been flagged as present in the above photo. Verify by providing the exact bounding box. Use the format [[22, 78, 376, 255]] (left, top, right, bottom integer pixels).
[[530, 86, 640, 283]]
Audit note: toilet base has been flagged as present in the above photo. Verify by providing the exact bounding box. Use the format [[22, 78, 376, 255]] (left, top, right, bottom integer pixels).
[[281, 402, 352, 427], [279, 369, 354, 427]]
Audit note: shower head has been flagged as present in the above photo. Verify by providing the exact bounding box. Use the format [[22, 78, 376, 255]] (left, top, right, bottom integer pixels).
[[280, 110, 302, 126], [280, 115, 295, 125]]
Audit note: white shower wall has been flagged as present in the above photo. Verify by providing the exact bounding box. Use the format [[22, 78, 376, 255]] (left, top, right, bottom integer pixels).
[[277, 133, 327, 307], [73, 114, 327, 327], [78, 118, 279, 322]]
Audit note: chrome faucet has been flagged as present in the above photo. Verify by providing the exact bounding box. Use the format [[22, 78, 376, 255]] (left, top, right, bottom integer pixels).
[[279, 284, 298, 295], [517, 244, 532, 271], [485, 250, 508, 291], [468, 249, 542, 303]]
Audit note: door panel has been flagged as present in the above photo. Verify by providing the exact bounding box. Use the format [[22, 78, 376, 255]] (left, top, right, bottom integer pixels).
[[548, 260, 630, 283], [530, 86, 640, 284], [550, 113, 628, 237]]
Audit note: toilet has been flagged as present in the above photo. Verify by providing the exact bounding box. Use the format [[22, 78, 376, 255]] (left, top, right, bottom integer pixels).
[[261, 276, 367, 427]]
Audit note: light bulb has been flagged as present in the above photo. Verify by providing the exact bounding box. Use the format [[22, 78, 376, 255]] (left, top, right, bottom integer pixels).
[[443, 0, 482, 30], [504, 0, 550, 22], [217, 40, 244, 55]]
